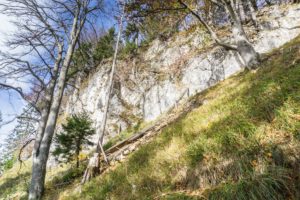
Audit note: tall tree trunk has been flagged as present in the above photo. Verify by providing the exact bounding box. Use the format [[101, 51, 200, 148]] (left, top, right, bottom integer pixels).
[[28, 20, 79, 200], [246, 0, 259, 30], [29, 61, 69, 200], [237, 0, 247, 24], [81, 2, 125, 184], [32, 45, 63, 158], [98, 13, 124, 146], [226, 0, 260, 69]]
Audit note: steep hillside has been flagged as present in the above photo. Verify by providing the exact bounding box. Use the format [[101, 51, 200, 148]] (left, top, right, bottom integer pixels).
[[1, 29, 300, 200], [1, 5, 300, 200], [62, 4, 300, 149], [53, 33, 300, 200]]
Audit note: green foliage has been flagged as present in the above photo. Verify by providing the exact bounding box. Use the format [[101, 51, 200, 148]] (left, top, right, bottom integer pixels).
[[2, 156, 14, 171], [124, 23, 139, 41], [68, 42, 93, 77], [205, 168, 291, 200], [93, 28, 115, 63], [186, 141, 205, 167], [120, 41, 138, 57], [0, 154, 15, 172], [125, 1, 183, 42], [3, 28, 300, 200], [53, 113, 94, 167]]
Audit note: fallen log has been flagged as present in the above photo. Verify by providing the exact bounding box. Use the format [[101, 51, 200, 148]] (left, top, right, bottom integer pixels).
[[81, 94, 203, 186]]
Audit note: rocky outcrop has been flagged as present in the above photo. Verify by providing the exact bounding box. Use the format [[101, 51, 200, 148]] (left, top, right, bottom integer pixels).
[[64, 4, 300, 144]]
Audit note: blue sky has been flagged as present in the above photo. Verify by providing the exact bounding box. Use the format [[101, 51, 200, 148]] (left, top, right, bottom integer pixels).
[[0, 3, 24, 145]]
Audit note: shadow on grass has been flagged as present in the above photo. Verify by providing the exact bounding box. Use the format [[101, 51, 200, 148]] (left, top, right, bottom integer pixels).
[[182, 36, 300, 198], [0, 171, 30, 199], [43, 164, 87, 200]]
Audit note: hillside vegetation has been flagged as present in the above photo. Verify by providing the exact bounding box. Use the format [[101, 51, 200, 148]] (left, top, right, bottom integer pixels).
[[1, 33, 300, 200], [57, 35, 300, 199]]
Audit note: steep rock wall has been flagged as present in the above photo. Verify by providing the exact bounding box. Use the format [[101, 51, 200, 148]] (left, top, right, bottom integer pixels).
[[64, 4, 300, 143]]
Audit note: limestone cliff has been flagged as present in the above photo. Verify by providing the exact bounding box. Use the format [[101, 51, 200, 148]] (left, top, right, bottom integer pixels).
[[63, 4, 300, 144]]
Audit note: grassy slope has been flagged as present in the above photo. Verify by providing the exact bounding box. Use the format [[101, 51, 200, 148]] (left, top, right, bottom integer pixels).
[[1, 36, 300, 200], [61, 36, 300, 200]]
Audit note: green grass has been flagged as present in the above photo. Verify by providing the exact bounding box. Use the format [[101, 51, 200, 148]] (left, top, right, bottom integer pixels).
[[0, 160, 31, 200], [1, 35, 300, 200], [61, 35, 300, 200], [205, 168, 292, 200]]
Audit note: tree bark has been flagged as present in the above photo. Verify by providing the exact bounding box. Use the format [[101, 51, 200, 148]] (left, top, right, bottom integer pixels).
[[237, 0, 247, 24], [81, 2, 125, 184], [246, 0, 259, 30], [32, 44, 63, 158], [76, 148, 80, 168], [225, 0, 260, 69], [29, 15, 80, 200], [97, 9, 124, 147]]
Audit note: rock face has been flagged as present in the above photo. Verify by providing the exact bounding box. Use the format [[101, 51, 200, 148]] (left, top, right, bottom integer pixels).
[[64, 4, 300, 143]]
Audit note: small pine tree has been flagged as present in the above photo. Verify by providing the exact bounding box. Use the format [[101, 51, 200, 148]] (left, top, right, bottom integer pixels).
[[53, 113, 94, 168]]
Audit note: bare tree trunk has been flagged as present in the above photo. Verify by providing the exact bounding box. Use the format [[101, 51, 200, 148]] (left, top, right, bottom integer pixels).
[[237, 0, 247, 24], [76, 147, 80, 168], [32, 45, 63, 158], [225, 0, 260, 69], [97, 1, 124, 154], [179, 0, 238, 51], [0, 1, 99, 199], [182, 0, 259, 69], [81, 2, 125, 184], [246, 0, 259, 30], [29, 18, 80, 200]]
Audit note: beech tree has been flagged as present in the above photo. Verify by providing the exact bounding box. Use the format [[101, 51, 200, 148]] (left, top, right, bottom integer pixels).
[[0, 0, 102, 199], [127, 0, 260, 69], [184, 0, 260, 68]]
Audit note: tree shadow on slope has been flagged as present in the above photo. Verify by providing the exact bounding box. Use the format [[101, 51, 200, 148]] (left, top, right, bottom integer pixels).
[[43, 164, 87, 200], [74, 119, 187, 200], [182, 36, 300, 199], [0, 171, 31, 199]]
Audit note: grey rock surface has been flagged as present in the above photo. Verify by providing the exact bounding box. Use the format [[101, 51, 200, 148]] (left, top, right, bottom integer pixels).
[[63, 4, 300, 147]]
